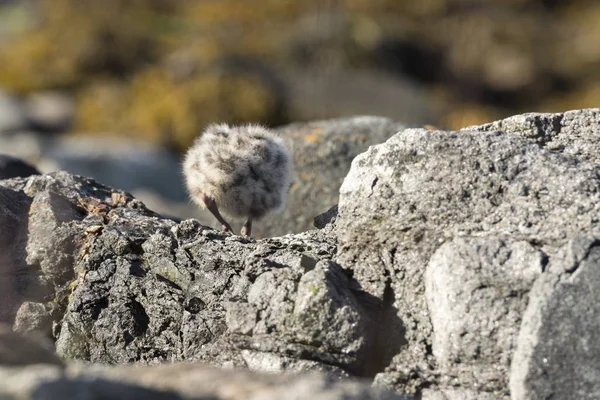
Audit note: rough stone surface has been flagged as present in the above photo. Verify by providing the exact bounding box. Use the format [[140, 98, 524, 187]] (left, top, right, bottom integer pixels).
[[1, 110, 600, 399], [13, 301, 54, 336], [466, 108, 600, 164], [0, 171, 389, 381], [510, 235, 600, 400], [421, 389, 508, 400], [313, 204, 338, 230], [426, 237, 543, 390], [336, 118, 600, 395], [0, 173, 146, 329], [54, 219, 373, 374], [25, 190, 84, 280]]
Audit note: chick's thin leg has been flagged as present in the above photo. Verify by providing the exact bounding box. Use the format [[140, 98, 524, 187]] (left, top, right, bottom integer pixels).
[[202, 194, 233, 233], [241, 218, 252, 237]]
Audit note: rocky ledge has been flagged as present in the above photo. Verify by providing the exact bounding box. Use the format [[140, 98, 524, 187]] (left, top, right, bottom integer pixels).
[[1, 109, 600, 399]]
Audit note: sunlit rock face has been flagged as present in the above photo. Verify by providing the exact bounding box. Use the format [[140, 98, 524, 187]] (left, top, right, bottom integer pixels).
[[1, 109, 600, 399]]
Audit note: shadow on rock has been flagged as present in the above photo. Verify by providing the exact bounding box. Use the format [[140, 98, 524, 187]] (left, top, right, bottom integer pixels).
[[32, 379, 183, 400]]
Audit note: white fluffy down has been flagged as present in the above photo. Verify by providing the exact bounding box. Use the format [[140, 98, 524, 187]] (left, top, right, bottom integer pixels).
[[183, 123, 292, 219]]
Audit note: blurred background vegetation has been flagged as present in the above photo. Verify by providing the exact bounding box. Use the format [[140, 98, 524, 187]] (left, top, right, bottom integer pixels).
[[0, 0, 599, 152]]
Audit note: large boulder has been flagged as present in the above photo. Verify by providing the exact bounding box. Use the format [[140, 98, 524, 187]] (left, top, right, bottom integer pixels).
[[335, 109, 600, 397], [0, 171, 393, 381], [0, 172, 130, 333], [425, 237, 543, 388]]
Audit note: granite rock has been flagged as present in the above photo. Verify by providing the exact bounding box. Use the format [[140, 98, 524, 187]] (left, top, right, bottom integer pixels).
[[510, 235, 600, 400], [336, 112, 600, 395]]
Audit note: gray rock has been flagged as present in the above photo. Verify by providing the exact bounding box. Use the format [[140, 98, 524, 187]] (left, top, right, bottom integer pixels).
[[2, 110, 600, 399], [25, 190, 83, 280], [55, 219, 372, 372], [336, 122, 600, 394], [0, 171, 388, 379], [1, 170, 140, 206], [313, 204, 338, 229], [0, 154, 40, 179], [0, 172, 148, 328], [0, 362, 414, 400], [465, 108, 600, 164], [13, 302, 54, 336], [510, 235, 600, 400], [426, 237, 543, 391], [421, 389, 507, 400]]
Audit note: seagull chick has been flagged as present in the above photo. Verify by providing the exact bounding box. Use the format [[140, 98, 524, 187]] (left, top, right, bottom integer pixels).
[[183, 123, 292, 236]]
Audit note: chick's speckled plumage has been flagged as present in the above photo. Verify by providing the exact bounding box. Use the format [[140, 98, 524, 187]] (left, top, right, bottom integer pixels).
[[183, 123, 292, 222]]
